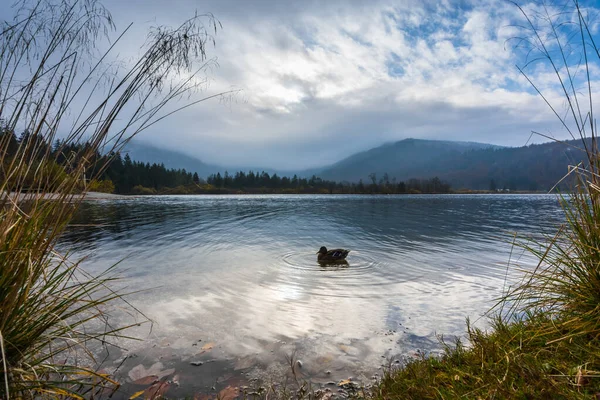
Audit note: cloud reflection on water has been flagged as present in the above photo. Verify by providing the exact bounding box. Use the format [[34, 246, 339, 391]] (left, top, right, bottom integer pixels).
[[61, 194, 563, 388]]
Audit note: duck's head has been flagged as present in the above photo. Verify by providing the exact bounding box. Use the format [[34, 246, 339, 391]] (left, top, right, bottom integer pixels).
[[317, 246, 328, 255]]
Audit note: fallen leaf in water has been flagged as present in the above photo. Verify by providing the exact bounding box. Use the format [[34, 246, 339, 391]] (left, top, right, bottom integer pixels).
[[196, 342, 216, 356], [338, 345, 359, 356], [201, 342, 215, 351], [218, 385, 238, 400], [131, 375, 159, 385], [129, 390, 145, 399], [316, 355, 333, 365], [129, 364, 147, 381], [128, 362, 175, 381], [338, 379, 352, 386], [233, 356, 254, 370], [172, 374, 180, 386], [144, 381, 170, 399]]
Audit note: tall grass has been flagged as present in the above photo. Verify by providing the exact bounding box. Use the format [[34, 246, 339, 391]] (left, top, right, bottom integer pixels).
[[500, 0, 600, 346], [0, 0, 233, 397], [373, 1, 600, 398]]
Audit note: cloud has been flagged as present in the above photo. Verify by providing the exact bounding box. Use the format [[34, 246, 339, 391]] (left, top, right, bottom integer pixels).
[[4, 0, 598, 169]]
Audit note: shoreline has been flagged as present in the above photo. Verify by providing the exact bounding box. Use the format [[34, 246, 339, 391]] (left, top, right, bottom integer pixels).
[[4, 191, 551, 201], [101, 190, 549, 197], [4, 191, 135, 202]]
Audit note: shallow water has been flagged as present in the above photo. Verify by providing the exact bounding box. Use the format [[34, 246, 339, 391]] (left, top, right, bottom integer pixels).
[[61, 194, 564, 396]]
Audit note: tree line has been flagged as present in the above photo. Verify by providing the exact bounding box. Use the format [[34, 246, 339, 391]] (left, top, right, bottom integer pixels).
[[1, 127, 452, 194], [0, 128, 198, 194], [205, 171, 452, 194]]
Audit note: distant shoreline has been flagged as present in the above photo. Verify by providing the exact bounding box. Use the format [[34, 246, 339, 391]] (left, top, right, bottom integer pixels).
[[4, 191, 550, 202], [108, 190, 548, 197], [5, 191, 133, 202]]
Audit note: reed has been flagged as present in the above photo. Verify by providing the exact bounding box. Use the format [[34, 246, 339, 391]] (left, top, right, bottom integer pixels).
[[0, 0, 232, 397], [500, 0, 600, 352], [375, 1, 600, 398]]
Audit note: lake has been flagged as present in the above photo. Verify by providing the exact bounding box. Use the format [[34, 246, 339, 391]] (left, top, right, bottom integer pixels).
[[61, 194, 564, 396]]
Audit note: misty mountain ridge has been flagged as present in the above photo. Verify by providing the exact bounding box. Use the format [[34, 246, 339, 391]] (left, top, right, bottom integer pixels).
[[318, 139, 500, 182], [122, 140, 219, 178], [123, 138, 499, 178], [123, 138, 587, 191], [319, 138, 587, 191], [122, 140, 319, 178]]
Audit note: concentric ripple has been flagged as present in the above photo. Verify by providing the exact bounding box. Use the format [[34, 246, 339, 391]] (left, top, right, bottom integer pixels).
[[61, 194, 564, 383], [272, 249, 390, 298], [280, 249, 381, 274]]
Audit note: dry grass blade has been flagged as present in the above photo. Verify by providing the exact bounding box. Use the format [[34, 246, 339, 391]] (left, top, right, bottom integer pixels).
[[0, 0, 232, 398]]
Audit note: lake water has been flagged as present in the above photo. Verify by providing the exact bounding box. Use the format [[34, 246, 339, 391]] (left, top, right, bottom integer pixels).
[[62, 194, 564, 397]]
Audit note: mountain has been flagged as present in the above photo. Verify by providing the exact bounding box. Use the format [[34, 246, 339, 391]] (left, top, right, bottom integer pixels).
[[317, 138, 587, 191], [122, 138, 588, 191], [121, 140, 316, 179], [317, 139, 499, 182], [122, 140, 220, 178]]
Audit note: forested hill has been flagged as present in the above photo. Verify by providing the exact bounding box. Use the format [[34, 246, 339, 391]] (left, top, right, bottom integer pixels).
[[3, 124, 589, 193], [122, 140, 218, 178], [317, 138, 588, 191], [0, 128, 452, 195], [122, 140, 315, 179]]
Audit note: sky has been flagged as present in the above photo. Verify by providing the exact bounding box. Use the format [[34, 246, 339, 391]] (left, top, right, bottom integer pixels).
[[3, 0, 600, 170]]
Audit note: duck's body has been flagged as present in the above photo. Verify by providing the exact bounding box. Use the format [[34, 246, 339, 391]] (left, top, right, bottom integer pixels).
[[317, 246, 350, 262]]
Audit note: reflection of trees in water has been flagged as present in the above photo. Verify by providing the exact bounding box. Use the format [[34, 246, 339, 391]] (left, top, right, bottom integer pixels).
[[61, 202, 170, 249], [60, 195, 562, 254], [61, 199, 290, 250], [296, 195, 562, 249]]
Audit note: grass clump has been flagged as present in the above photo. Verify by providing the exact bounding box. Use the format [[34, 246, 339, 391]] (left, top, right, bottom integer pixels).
[[0, 0, 231, 397], [375, 316, 600, 399], [374, 1, 600, 398]]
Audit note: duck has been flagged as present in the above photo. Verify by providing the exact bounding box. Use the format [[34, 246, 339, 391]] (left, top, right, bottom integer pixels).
[[317, 246, 350, 262]]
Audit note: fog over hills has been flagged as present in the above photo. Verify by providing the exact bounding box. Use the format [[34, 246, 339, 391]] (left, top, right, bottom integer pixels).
[[123, 141, 220, 178], [318, 139, 500, 183], [318, 138, 586, 190], [125, 138, 587, 191], [122, 140, 316, 179]]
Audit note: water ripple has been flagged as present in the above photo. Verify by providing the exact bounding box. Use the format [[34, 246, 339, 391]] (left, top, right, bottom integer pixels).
[[60, 194, 564, 378]]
